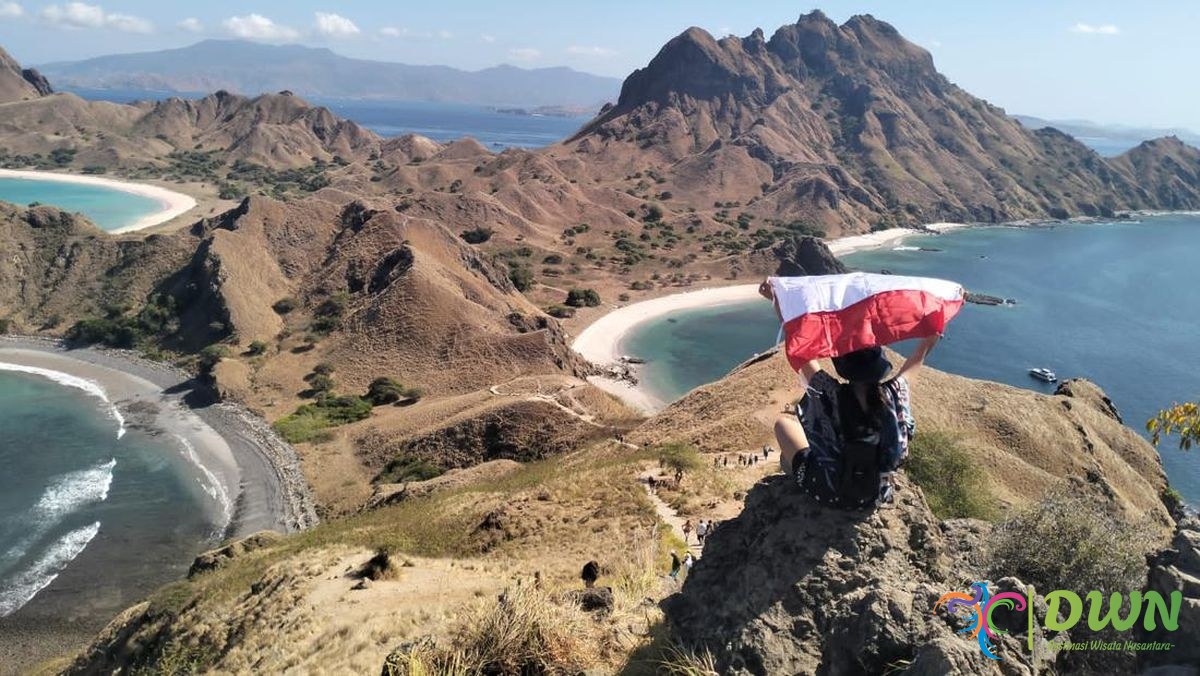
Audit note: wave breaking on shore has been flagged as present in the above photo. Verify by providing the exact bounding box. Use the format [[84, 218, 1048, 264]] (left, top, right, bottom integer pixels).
[[0, 362, 125, 438]]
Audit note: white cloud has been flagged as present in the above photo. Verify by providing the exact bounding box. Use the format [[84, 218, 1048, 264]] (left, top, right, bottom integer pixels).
[[437, 29, 453, 39], [178, 17, 202, 33], [379, 26, 429, 39], [480, 33, 496, 43], [566, 45, 616, 58], [0, 2, 23, 19], [314, 11, 359, 38], [928, 39, 943, 48], [41, 2, 152, 32], [223, 13, 299, 41], [1070, 23, 1119, 35], [507, 47, 541, 62]]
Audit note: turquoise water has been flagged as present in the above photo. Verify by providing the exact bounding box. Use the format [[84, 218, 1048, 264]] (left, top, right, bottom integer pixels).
[[621, 215, 1200, 504], [0, 177, 163, 231], [0, 371, 219, 622]]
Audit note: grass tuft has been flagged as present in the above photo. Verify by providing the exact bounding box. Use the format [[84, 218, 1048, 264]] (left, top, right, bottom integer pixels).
[[905, 431, 998, 521]]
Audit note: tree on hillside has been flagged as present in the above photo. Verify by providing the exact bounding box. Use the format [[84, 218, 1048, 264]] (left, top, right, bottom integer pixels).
[[565, 288, 601, 308], [656, 442, 704, 484], [1149, 402, 1200, 450]]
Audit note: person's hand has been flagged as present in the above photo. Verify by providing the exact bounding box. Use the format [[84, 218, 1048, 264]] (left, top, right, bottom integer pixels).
[[758, 279, 774, 301]]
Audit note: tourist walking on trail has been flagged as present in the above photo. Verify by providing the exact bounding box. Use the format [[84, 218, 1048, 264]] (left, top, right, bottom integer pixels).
[[682, 519, 693, 544], [759, 274, 959, 508], [669, 551, 682, 580], [581, 560, 600, 588], [696, 519, 708, 545], [683, 552, 696, 578]]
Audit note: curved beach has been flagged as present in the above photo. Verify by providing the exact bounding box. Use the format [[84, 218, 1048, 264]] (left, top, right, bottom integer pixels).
[[571, 224, 968, 412], [0, 338, 317, 669], [0, 337, 317, 535], [0, 168, 198, 232]]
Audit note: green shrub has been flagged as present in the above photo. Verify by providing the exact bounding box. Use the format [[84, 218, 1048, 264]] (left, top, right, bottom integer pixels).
[[543, 253, 563, 265], [0, 318, 9, 334], [272, 297, 298, 315], [546, 305, 575, 319], [66, 317, 140, 348], [197, 344, 229, 376], [460, 227, 494, 244], [377, 455, 444, 484], [246, 340, 269, 356], [81, 165, 108, 175], [366, 377, 406, 405], [273, 395, 374, 444], [905, 431, 998, 520], [508, 266, 534, 292], [307, 374, 335, 395], [989, 487, 1158, 597], [564, 289, 601, 308], [312, 362, 336, 376]]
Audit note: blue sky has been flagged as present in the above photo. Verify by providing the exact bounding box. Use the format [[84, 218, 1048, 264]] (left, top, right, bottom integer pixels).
[[1, 1, 1197, 130]]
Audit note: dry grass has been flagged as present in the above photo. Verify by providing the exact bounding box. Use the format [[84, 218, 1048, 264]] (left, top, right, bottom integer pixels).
[[656, 643, 720, 676], [383, 585, 599, 675]]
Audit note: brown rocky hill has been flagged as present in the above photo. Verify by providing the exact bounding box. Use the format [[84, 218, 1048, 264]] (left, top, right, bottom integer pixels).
[[556, 11, 1200, 234], [0, 86, 380, 170]]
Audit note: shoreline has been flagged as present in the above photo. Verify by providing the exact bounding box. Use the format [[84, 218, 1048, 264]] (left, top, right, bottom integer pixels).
[[0, 337, 317, 536], [572, 223, 970, 413], [0, 168, 198, 232]]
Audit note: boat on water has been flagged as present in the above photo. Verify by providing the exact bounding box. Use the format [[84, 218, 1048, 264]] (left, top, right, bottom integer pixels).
[[1028, 367, 1058, 383]]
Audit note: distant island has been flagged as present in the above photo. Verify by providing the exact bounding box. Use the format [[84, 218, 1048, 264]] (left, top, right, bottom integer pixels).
[[37, 39, 621, 107], [492, 104, 599, 118]]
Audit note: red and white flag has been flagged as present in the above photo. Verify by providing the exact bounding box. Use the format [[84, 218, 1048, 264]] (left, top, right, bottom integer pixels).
[[769, 273, 964, 371]]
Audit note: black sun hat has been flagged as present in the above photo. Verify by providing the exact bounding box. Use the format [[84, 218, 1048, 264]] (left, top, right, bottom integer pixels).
[[831, 346, 893, 383]]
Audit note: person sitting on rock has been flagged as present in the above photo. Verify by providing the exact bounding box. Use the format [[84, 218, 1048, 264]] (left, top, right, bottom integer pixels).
[[581, 560, 600, 588], [772, 341, 934, 507]]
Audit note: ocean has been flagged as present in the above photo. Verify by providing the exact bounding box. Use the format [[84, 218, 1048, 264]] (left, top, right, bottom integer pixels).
[[63, 88, 590, 149], [0, 368, 222, 622], [620, 215, 1200, 504]]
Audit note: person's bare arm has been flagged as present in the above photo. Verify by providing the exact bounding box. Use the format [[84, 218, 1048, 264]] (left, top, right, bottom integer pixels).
[[758, 279, 774, 300], [893, 335, 940, 380]]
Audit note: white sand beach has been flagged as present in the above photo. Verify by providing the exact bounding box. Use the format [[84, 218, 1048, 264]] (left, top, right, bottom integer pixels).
[[572, 223, 969, 412], [0, 169, 198, 233]]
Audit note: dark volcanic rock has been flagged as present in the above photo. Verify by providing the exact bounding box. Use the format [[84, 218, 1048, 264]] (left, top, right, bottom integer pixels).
[[664, 475, 961, 674], [1138, 517, 1200, 670], [772, 235, 848, 276], [21, 67, 53, 96]]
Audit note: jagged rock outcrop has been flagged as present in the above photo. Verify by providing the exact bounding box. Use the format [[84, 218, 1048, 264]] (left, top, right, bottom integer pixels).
[[662, 475, 1033, 674], [1138, 516, 1200, 670], [768, 234, 849, 276]]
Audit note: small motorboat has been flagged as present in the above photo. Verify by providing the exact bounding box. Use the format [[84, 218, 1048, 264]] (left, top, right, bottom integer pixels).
[[1028, 367, 1057, 383], [620, 355, 647, 365]]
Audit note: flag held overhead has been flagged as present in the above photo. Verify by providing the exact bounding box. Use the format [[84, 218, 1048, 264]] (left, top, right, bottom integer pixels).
[[769, 273, 964, 372]]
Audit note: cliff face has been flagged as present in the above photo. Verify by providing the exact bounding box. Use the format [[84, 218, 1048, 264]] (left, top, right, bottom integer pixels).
[[0, 46, 48, 103], [562, 12, 1200, 234]]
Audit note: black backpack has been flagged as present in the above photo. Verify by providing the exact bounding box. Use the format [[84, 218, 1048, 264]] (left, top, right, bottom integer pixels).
[[796, 379, 902, 509]]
